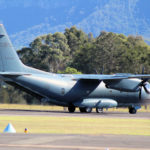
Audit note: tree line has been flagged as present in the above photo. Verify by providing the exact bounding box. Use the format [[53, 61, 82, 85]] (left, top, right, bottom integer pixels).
[[1, 26, 150, 104]]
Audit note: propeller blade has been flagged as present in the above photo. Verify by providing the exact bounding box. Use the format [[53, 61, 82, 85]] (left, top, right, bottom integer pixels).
[[139, 87, 142, 100]]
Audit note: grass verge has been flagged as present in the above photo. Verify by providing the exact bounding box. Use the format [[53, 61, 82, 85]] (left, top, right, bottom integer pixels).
[[0, 104, 64, 111], [0, 116, 150, 136]]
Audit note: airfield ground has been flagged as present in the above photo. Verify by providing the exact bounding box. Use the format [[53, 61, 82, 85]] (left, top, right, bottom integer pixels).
[[0, 105, 150, 150], [0, 133, 150, 150], [0, 104, 150, 112]]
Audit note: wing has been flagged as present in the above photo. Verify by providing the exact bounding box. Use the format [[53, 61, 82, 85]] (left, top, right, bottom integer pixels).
[[70, 73, 150, 92], [72, 73, 150, 81]]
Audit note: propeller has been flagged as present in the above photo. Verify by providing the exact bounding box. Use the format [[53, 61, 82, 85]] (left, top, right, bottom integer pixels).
[[141, 66, 149, 84], [139, 66, 150, 100], [0, 79, 7, 88]]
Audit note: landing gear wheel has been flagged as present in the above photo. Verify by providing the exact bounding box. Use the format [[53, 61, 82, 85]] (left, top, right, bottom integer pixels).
[[129, 107, 137, 114], [79, 107, 86, 113], [79, 107, 92, 113], [68, 106, 76, 113], [86, 107, 92, 113], [96, 108, 103, 113]]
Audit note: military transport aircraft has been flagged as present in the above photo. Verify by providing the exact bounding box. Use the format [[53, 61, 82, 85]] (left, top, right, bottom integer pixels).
[[0, 24, 150, 114]]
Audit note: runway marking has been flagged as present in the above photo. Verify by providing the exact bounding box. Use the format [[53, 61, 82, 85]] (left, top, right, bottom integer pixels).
[[0, 144, 149, 150]]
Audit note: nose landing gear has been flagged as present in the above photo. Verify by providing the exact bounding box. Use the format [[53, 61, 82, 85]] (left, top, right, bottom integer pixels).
[[129, 107, 137, 114]]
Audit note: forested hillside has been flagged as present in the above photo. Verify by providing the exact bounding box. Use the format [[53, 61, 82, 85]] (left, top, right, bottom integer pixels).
[[1, 26, 150, 104]]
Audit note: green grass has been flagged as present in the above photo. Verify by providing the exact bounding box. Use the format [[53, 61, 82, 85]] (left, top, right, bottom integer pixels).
[[0, 104, 149, 136], [0, 116, 150, 136], [0, 104, 64, 111]]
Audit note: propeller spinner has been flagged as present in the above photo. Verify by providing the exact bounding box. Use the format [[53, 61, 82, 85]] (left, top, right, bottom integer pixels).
[[139, 67, 150, 100]]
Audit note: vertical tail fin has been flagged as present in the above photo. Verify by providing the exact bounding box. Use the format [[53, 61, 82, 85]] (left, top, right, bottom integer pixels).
[[0, 24, 23, 72]]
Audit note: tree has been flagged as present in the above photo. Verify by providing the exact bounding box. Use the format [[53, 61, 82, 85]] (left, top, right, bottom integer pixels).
[[64, 26, 89, 56], [19, 33, 71, 73], [58, 67, 82, 74]]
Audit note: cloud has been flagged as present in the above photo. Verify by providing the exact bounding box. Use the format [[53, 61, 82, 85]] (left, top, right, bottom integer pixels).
[[10, 22, 73, 49], [79, 10, 84, 15], [68, 6, 75, 14]]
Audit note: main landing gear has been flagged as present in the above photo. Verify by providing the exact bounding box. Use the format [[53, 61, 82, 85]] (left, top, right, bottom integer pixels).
[[68, 106, 138, 114], [129, 107, 137, 114], [68, 106, 93, 113], [96, 108, 103, 113], [68, 105, 76, 113], [79, 107, 92, 113]]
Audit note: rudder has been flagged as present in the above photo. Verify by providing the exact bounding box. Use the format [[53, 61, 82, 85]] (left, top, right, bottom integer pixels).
[[0, 24, 23, 72]]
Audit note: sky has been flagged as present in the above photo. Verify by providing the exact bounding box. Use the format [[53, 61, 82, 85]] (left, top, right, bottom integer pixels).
[[0, 0, 150, 49], [0, 0, 98, 34]]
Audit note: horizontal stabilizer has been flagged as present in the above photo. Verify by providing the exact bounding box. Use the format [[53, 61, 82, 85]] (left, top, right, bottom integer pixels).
[[0, 72, 31, 76]]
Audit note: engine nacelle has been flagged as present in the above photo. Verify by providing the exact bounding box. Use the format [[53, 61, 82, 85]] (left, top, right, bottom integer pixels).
[[74, 98, 118, 108], [104, 79, 141, 92]]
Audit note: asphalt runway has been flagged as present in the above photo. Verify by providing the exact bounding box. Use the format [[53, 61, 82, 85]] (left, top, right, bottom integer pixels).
[[0, 109, 150, 119], [0, 110, 150, 150], [0, 133, 150, 150]]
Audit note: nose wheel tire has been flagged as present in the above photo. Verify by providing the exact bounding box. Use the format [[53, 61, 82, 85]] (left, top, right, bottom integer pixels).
[[129, 107, 137, 114], [79, 107, 92, 113], [96, 108, 103, 113], [68, 106, 76, 113]]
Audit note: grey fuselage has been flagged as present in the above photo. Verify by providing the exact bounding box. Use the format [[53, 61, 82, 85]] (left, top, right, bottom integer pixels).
[[3, 65, 150, 108]]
